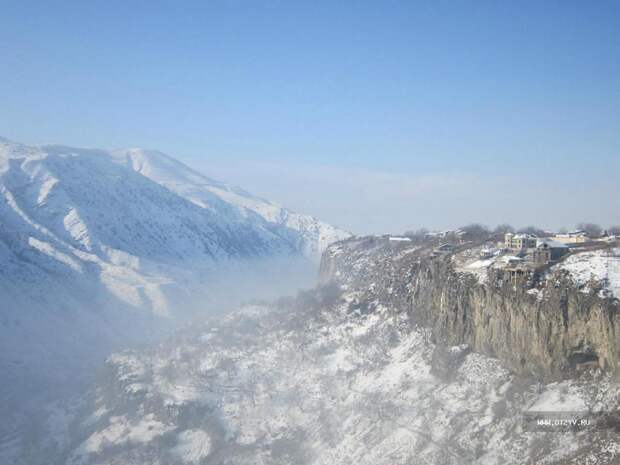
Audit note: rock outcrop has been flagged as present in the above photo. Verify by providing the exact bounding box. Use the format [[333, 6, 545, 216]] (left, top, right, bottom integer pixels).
[[320, 236, 620, 380]]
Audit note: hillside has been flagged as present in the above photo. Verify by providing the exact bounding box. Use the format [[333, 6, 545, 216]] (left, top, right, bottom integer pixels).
[[9, 233, 617, 465], [0, 137, 349, 459], [36, 268, 619, 465], [0, 137, 348, 319]]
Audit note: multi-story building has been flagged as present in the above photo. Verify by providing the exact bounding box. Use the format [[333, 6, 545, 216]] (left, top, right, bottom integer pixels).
[[553, 230, 590, 244], [504, 233, 537, 250], [530, 239, 569, 265]]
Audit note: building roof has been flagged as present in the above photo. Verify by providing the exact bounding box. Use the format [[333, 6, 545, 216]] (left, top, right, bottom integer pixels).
[[560, 230, 588, 236], [536, 238, 568, 249], [513, 233, 536, 239], [388, 236, 412, 242]]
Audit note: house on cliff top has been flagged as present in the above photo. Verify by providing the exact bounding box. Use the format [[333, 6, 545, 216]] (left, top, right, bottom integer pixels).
[[530, 239, 569, 265], [502, 233, 569, 267], [553, 230, 591, 244], [504, 233, 537, 250]]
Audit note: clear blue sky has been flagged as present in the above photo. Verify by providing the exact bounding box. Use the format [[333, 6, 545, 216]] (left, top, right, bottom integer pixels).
[[1, 1, 619, 233]]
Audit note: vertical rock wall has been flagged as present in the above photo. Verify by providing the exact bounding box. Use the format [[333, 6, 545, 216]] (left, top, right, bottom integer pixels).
[[320, 238, 620, 380]]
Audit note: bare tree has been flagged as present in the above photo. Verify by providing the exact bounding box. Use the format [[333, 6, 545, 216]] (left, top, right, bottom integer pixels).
[[576, 223, 602, 238], [517, 226, 546, 237], [404, 228, 429, 243], [494, 224, 515, 234], [607, 225, 620, 236], [458, 224, 491, 242]]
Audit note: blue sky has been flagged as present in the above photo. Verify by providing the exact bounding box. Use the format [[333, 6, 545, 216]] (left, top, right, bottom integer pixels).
[[1, 1, 619, 233]]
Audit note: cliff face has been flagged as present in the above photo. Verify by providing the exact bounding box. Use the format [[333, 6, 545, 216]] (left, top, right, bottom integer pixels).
[[320, 236, 620, 380]]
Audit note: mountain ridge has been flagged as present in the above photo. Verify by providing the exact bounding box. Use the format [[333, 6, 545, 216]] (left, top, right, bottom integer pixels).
[[0, 137, 350, 434], [1, 138, 350, 261]]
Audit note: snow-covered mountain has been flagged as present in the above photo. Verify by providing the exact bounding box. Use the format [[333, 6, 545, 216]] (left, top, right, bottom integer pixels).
[[0, 138, 348, 305], [0, 137, 348, 321], [107, 147, 347, 260], [0, 136, 349, 445], [1, 138, 348, 263]]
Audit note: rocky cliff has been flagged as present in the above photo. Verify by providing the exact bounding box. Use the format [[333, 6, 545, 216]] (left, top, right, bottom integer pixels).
[[24, 235, 620, 465], [319, 236, 620, 380]]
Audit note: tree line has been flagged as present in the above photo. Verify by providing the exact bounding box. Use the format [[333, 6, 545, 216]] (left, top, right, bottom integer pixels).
[[405, 223, 620, 242]]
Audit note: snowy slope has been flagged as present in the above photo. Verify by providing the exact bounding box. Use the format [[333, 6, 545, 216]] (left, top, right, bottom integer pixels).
[[0, 137, 349, 451], [0, 138, 349, 312], [553, 248, 620, 299], [44, 291, 620, 465], [0, 138, 295, 324], [109, 147, 350, 260]]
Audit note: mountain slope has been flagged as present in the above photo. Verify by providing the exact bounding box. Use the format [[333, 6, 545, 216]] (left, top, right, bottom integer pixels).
[[35, 238, 619, 465], [46, 289, 620, 465], [0, 138, 349, 314], [0, 137, 350, 451], [110, 146, 348, 260]]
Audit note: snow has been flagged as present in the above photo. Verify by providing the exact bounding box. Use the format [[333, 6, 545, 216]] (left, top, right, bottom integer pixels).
[[527, 287, 544, 301], [502, 255, 523, 262], [0, 137, 350, 433], [28, 236, 83, 272], [464, 258, 495, 282], [536, 238, 568, 249], [111, 147, 350, 260], [554, 248, 620, 298], [171, 429, 212, 463], [453, 245, 500, 283], [62, 296, 620, 465], [73, 414, 172, 457], [527, 383, 588, 412]]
